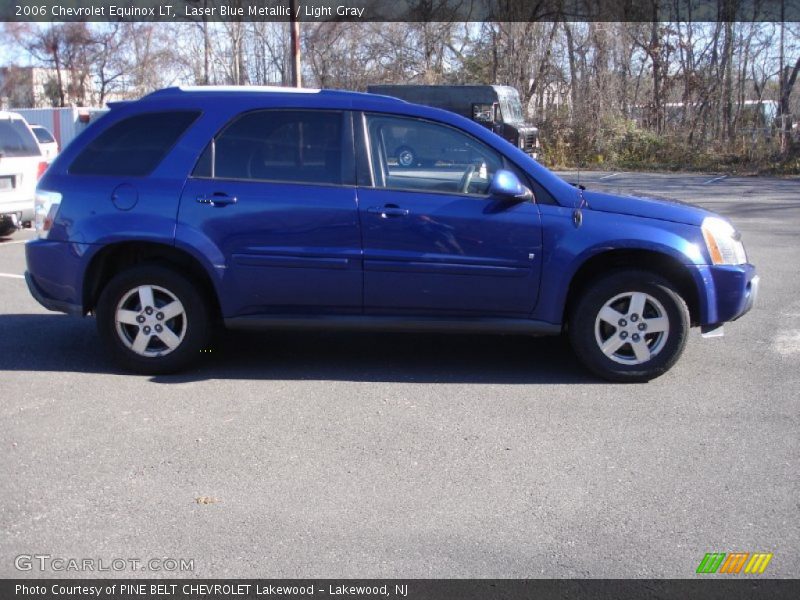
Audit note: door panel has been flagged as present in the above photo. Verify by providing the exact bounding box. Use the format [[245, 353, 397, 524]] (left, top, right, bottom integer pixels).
[[358, 113, 542, 317], [359, 187, 542, 316], [179, 179, 361, 316], [177, 109, 362, 317]]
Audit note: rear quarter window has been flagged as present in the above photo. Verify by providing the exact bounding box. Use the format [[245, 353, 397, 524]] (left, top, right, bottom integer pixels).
[[0, 119, 41, 157], [69, 111, 200, 176], [32, 127, 56, 144]]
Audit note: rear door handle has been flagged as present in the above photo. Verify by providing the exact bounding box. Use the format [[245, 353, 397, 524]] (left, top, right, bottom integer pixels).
[[197, 193, 237, 207], [367, 205, 409, 218]]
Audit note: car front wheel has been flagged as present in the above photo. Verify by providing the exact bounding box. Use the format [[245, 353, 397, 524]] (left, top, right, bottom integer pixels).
[[96, 265, 210, 374], [569, 270, 690, 382]]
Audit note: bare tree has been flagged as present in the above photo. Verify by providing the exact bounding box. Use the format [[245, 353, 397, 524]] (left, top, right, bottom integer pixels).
[[2, 15, 798, 168]]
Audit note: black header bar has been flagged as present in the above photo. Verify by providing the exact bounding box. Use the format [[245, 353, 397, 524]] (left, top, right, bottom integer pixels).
[[4, 579, 800, 600], [3, 0, 800, 23]]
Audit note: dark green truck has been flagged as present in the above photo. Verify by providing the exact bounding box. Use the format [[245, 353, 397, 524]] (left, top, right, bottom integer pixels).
[[366, 84, 540, 166]]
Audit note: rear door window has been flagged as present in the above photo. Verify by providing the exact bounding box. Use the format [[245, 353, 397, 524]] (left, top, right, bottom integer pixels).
[[69, 111, 200, 176], [193, 110, 347, 186], [0, 119, 41, 157]]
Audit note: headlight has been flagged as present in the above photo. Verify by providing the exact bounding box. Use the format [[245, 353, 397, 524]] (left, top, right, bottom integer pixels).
[[701, 216, 747, 265], [34, 190, 61, 239]]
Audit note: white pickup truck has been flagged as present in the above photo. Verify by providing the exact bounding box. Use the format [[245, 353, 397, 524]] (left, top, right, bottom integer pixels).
[[0, 111, 47, 236]]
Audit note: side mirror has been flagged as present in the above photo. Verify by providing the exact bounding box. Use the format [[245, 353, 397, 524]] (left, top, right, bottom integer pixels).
[[489, 169, 533, 201]]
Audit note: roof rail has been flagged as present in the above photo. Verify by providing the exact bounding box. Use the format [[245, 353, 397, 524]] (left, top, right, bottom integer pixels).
[[144, 85, 322, 99], [137, 85, 410, 108], [107, 100, 134, 109]]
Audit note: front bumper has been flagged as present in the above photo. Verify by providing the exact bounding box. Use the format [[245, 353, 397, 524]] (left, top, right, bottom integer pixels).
[[693, 263, 759, 327]]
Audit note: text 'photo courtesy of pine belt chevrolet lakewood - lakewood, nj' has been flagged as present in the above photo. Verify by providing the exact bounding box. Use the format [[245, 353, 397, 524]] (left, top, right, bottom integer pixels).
[[23, 85, 758, 382]]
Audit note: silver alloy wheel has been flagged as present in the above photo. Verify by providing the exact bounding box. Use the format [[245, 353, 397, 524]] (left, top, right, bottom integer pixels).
[[114, 285, 187, 357], [593, 291, 669, 365]]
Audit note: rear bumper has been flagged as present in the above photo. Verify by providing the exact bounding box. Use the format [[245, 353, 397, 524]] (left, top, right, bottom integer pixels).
[[25, 239, 87, 316], [1, 191, 35, 222], [693, 263, 758, 327], [0, 205, 34, 222], [25, 270, 83, 316]]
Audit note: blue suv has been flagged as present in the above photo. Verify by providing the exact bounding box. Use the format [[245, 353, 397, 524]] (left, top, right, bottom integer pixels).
[[25, 86, 758, 381]]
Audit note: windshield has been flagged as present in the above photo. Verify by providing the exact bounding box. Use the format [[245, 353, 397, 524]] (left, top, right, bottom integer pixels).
[[496, 88, 524, 125], [0, 119, 41, 157]]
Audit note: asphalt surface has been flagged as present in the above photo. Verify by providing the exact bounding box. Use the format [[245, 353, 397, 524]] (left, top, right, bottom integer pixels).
[[1, 171, 798, 578]]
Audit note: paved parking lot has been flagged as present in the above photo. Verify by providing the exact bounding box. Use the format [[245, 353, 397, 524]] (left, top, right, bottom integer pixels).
[[1, 172, 798, 578]]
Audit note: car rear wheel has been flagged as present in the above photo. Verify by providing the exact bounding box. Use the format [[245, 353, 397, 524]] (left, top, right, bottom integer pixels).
[[569, 270, 690, 382], [0, 218, 18, 237], [96, 265, 210, 374]]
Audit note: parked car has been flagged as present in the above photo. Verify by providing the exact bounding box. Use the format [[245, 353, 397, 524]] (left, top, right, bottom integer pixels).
[[29, 124, 59, 161], [25, 86, 758, 381], [0, 111, 47, 236]]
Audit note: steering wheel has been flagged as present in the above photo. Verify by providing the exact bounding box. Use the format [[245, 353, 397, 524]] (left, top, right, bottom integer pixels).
[[458, 165, 476, 194]]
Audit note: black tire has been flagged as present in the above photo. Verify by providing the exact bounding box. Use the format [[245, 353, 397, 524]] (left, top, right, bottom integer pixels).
[[96, 265, 211, 374], [568, 270, 690, 383], [0, 220, 17, 237]]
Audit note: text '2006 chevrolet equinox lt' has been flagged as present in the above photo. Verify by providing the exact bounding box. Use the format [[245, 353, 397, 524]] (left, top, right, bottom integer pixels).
[[25, 86, 758, 382]]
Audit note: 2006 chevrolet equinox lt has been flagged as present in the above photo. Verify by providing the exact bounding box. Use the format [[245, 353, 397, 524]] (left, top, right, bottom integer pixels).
[[25, 86, 758, 381]]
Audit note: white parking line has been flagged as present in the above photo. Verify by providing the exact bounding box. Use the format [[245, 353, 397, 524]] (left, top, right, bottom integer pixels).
[[0, 240, 29, 246], [599, 172, 619, 180], [774, 330, 800, 356], [0, 273, 24, 279], [703, 175, 728, 185]]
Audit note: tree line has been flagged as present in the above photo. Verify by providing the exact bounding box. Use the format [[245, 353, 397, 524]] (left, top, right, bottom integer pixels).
[[2, 18, 799, 171]]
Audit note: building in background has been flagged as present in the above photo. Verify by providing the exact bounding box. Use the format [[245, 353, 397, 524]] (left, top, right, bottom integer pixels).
[[0, 66, 111, 151], [0, 66, 95, 109]]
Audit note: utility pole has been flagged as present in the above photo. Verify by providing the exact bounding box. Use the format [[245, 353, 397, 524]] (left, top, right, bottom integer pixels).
[[203, 14, 210, 85], [190, 0, 210, 85], [779, 0, 787, 154], [290, 0, 302, 88]]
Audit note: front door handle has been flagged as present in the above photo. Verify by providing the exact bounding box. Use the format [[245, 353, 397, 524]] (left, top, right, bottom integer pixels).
[[367, 205, 409, 218], [197, 193, 237, 207]]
